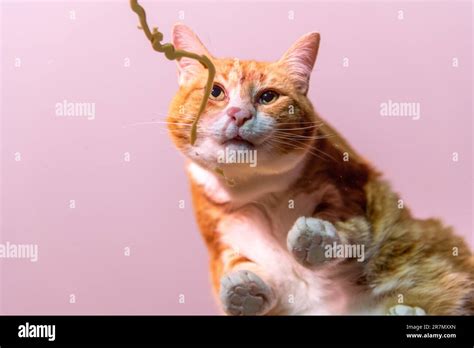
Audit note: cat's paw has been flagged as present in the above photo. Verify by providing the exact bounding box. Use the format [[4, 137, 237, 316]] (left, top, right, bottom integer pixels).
[[287, 216, 339, 268], [220, 270, 275, 316], [388, 304, 426, 315]]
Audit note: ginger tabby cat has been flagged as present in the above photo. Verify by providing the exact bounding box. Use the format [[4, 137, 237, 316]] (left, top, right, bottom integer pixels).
[[166, 24, 474, 315]]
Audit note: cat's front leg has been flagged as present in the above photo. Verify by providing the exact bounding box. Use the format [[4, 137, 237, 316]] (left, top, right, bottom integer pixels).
[[218, 254, 277, 316], [286, 216, 369, 268]]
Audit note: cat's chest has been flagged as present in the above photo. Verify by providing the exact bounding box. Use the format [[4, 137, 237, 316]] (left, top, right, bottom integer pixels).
[[188, 163, 365, 314], [219, 190, 319, 247], [217, 192, 354, 314]]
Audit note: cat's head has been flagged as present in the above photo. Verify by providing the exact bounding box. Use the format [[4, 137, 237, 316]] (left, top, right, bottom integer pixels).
[[167, 24, 320, 178]]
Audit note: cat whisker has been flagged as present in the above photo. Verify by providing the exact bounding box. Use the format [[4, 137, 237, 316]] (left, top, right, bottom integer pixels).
[[265, 138, 320, 158], [272, 135, 315, 142], [122, 120, 165, 128], [273, 132, 335, 141], [151, 121, 194, 126], [169, 128, 214, 137], [275, 121, 324, 124], [265, 137, 336, 162], [274, 131, 334, 139], [284, 137, 337, 162], [275, 124, 323, 131], [123, 120, 196, 128]]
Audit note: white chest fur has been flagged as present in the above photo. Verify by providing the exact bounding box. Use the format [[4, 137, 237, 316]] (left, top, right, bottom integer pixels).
[[188, 162, 376, 315], [218, 196, 357, 314]]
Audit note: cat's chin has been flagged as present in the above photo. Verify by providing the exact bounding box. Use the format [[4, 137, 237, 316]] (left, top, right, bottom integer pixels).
[[183, 135, 309, 181], [221, 138, 255, 150], [188, 149, 308, 181], [219, 141, 256, 158]]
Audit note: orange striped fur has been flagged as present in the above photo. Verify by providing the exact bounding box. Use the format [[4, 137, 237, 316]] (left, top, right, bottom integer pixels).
[[167, 24, 473, 315]]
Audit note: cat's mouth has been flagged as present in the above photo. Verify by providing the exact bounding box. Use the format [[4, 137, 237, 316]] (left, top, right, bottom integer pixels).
[[222, 135, 255, 148]]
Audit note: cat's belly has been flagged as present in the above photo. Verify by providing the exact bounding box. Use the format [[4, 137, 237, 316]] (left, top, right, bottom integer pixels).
[[217, 204, 376, 315]]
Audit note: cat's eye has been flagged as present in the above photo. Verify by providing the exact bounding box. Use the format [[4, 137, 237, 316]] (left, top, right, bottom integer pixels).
[[258, 90, 279, 105], [210, 84, 226, 101]]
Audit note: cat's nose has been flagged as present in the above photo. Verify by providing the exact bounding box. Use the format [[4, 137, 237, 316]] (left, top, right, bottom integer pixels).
[[227, 106, 253, 127]]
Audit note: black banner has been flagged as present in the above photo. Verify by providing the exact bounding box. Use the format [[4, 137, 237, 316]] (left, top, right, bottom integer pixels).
[[0, 315, 472, 345]]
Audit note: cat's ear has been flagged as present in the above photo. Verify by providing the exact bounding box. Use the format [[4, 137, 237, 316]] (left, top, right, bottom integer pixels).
[[278, 32, 320, 94], [172, 23, 212, 85]]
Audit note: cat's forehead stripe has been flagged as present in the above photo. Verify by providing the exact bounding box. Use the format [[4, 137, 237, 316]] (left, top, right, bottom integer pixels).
[[228, 58, 242, 85], [216, 60, 272, 99]]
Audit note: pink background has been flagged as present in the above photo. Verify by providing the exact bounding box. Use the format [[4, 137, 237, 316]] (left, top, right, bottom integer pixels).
[[0, 0, 472, 314]]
